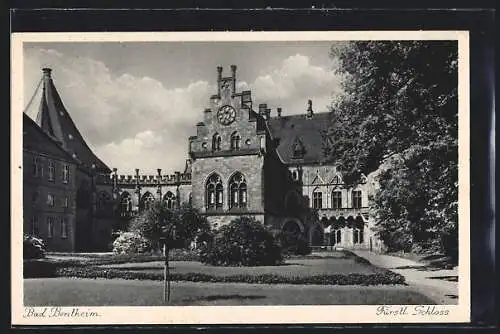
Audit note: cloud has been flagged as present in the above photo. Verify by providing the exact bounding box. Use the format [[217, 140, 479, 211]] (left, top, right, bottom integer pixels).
[[24, 48, 211, 172], [95, 130, 186, 174], [23, 49, 341, 173], [248, 54, 342, 115]]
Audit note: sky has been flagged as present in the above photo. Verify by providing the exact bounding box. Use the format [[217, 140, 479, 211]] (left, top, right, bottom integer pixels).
[[23, 41, 344, 175]]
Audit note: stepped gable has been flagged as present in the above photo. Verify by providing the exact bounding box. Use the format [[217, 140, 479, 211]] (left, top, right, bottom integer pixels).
[[267, 103, 334, 165], [35, 68, 111, 174]]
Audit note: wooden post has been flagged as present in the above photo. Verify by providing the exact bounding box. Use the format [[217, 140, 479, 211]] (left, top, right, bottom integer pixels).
[[166, 245, 170, 302], [163, 243, 167, 303]]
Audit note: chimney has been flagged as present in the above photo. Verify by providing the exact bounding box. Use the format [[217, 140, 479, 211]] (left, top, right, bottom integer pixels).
[[217, 66, 223, 96], [265, 108, 271, 120], [306, 99, 314, 118], [231, 65, 237, 92], [258, 103, 267, 116], [277, 107, 282, 118]]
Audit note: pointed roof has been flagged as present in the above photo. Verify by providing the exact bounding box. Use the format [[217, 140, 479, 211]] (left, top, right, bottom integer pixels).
[[34, 68, 111, 174]]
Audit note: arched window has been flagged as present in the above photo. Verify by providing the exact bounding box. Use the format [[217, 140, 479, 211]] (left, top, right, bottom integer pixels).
[[163, 191, 176, 210], [120, 192, 132, 217], [331, 190, 342, 209], [352, 190, 362, 209], [212, 133, 221, 151], [292, 170, 298, 180], [229, 172, 247, 209], [206, 173, 223, 210], [141, 192, 155, 210], [230, 132, 241, 150], [188, 192, 193, 206], [312, 188, 323, 209]]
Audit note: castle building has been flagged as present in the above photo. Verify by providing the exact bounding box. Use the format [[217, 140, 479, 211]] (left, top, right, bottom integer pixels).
[[23, 66, 383, 252], [23, 68, 114, 252]]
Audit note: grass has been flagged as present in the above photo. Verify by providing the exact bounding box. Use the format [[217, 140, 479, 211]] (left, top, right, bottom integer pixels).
[[26, 250, 406, 285], [24, 278, 435, 306]]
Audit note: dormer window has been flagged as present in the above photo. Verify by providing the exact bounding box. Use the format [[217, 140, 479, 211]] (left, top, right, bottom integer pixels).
[[212, 133, 221, 151], [292, 136, 306, 159], [230, 132, 240, 150]]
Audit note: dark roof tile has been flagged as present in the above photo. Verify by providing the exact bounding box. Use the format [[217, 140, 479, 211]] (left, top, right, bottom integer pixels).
[[268, 112, 334, 165]]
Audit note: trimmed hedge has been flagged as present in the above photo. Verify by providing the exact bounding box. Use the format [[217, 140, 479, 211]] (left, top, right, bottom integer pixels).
[[23, 260, 59, 278], [48, 266, 405, 285], [341, 250, 374, 266]]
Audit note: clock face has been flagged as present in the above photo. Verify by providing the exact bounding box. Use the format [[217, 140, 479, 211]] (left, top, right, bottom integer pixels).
[[217, 105, 236, 125]]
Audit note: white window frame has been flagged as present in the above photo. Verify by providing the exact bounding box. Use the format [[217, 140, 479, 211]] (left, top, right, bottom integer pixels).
[[48, 160, 55, 182], [47, 193, 55, 207], [62, 164, 70, 184], [47, 217, 53, 238], [61, 217, 68, 239]]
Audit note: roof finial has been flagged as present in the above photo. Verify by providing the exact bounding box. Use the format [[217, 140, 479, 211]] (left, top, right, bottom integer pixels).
[[42, 68, 52, 78], [306, 99, 313, 118]]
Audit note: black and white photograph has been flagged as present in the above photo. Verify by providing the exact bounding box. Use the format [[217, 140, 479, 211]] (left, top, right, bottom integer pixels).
[[12, 31, 470, 325]]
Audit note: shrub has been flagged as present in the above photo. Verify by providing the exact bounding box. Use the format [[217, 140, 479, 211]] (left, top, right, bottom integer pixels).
[[112, 232, 152, 255], [23, 234, 46, 259], [277, 231, 311, 256], [199, 217, 282, 266]]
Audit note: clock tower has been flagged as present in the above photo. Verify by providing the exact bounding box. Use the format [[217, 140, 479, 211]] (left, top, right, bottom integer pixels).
[[188, 65, 270, 227]]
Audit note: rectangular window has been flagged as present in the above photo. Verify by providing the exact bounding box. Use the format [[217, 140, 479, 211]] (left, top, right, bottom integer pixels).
[[313, 191, 323, 209], [352, 190, 362, 209], [62, 164, 70, 184], [47, 217, 54, 238], [31, 215, 39, 235], [63, 196, 69, 208], [353, 229, 364, 244], [47, 194, 55, 207], [48, 160, 55, 182], [32, 157, 39, 177], [332, 191, 342, 209], [61, 217, 68, 239]]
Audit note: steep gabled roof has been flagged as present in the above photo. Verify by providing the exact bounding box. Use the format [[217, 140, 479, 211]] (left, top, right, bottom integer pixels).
[[23, 113, 81, 164], [34, 68, 111, 174], [267, 112, 335, 165]]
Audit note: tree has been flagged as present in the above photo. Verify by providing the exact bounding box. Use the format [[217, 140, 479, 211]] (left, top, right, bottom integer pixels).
[[199, 217, 282, 266], [129, 201, 210, 302], [327, 41, 458, 260]]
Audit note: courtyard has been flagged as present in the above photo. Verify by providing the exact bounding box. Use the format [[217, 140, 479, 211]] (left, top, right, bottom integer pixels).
[[22, 250, 457, 306]]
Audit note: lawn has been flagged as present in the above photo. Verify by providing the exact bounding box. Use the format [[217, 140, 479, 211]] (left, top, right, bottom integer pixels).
[[24, 278, 436, 306], [26, 250, 405, 285], [99, 257, 382, 277]]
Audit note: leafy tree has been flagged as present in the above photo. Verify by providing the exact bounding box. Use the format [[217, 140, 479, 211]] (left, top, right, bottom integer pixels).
[[327, 41, 458, 260], [129, 201, 211, 302]]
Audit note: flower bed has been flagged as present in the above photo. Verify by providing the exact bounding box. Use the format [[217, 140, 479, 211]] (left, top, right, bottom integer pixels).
[[54, 266, 405, 286]]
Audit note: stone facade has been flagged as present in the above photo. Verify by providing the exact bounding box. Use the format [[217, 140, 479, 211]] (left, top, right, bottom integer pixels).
[[23, 115, 78, 251], [24, 66, 383, 252]]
